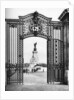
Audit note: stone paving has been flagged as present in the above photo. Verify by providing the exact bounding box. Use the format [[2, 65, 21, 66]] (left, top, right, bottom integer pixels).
[[5, 72, 69, 91], [6, 84, 69, 91]]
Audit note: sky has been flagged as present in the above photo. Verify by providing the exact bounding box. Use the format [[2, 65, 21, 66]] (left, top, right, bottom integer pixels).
[[5, 8, 65, 64], [23, 37, 47, 63], [5, 8, 64, 21]]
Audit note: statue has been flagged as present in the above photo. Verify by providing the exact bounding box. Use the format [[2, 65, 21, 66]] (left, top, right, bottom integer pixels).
[[34, 42, 37, 51]]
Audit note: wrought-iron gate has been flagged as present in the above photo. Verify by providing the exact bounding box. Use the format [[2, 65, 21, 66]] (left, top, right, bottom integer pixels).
[[5, 12, 66, 84]]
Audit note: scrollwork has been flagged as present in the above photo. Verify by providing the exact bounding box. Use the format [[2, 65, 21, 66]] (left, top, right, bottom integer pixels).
[[9, 24, 17, 28]]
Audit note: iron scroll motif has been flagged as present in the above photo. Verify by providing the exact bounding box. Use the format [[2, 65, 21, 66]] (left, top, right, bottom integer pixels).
[[30, 11, 42, 36]]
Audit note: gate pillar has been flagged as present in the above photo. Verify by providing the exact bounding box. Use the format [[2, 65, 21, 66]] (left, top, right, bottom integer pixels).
[[6, 23, 10, 84], [47, 23, 54, 83], [47, 37, 54, 83], [17, 21, 23, 84]]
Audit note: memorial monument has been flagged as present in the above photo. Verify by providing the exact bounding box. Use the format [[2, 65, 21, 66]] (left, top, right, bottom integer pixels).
[[29, 42, 39, 71]]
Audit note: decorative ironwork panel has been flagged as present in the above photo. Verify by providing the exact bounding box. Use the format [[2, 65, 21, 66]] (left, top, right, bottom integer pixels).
[[47, 37, 51, 83], [51, 25, 54, 38], [19, 12, 49, 39], [23, 21, 31, 35], [17, 24, 20, 83], [18, 22, 23, 83], [6, 23, 10, 84], [41, 22, 48, 36], [60, 41, 64, 66], [6, 23, 10, 64]]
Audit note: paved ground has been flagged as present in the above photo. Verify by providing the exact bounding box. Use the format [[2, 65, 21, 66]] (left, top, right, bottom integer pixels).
[[23, 72, 47, 85], [5, 72, 69, 91]]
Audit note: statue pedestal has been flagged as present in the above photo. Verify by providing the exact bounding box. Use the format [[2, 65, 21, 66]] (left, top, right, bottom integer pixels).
[[30, 50, 38, 69]]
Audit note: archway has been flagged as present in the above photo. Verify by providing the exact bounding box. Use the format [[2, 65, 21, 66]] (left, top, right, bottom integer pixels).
[[23, 37, 47, 84]]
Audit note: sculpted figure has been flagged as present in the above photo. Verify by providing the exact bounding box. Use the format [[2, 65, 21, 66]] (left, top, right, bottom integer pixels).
[[34, 42, 37, 51]]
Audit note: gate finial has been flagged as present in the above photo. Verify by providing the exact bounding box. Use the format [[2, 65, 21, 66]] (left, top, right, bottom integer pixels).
[[32, 11, 39, 24]]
